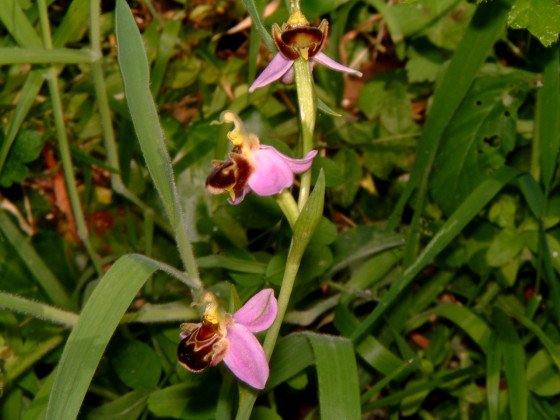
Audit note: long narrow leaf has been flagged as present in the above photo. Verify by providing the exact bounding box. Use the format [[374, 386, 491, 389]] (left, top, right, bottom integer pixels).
[[335, 305, 404, 375], [0, 292, 78, 326], [352, 166, 519, 342], [0, 70, 45, 175], [0, 0, 42, 48], [540, 227, 560, 321], [46, 255, 162, 420], [537, 42, 560, 188], [115, 0, 179, 223], [487, 334, 502, 420], [52, 0, 90, 47], [513, 313, 560, 371], [363, 366, 481, 412], [150, 19, 181, 98], [0, 211, 70, 308], [388, 0, 515, 230], [241, 0, 275, 53], [493, 308, 528, 420], [0, 47, 97, 64], [408, 303, 492, 353], [115, 0, 201, 289], [307, 333, 361, 420]]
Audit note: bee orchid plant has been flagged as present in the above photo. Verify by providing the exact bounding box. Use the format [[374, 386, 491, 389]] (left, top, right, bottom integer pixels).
[[178, 0, 361, 409]]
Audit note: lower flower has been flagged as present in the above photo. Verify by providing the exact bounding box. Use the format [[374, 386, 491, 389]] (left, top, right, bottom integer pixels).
[[178, 289, 278, 389]]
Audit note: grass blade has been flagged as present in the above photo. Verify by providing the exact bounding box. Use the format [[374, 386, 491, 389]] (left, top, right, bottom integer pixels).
[[52, 0, 89, 47], [493, 308, 528, 420], [363, 365, 481, 412], [335, 305, 404, 375], [487, 334, 502, 420], [409, 303, 492, 353], [307, 333, 361, 420], [46, 254, 162, 420], [536, 42, 560, 188], [0, 292, 78, 326], [519, 174, 544, 219], [351, 166, 519, 342], [0, 47, 97, 64], [388, 0, 514, 230], [37, 0, 103, 276], [115, 0, 201, 289], [266, 333, 315, 390], [0, 211, 71, 308], [513, 313, 560, 372], [0, 69, 44, 175], [540, 227, 560, 321], [241, 0, 275, 53], [0, 0, 42, 48], [150, 18, 181, 98]]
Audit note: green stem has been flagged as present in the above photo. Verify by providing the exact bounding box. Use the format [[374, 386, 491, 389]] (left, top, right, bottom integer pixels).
[[89, 0, 173, 236], [236, 241, 305, 419], [290, 0, 301, 14], [37, 0, 103, 277], [274, 190, 299, 228], [294, 56, 316, 210], [237, 4, 318, 418], [263, 246, 303, 356], [0, 292, 79, 326], [236, 172, 325, 419]]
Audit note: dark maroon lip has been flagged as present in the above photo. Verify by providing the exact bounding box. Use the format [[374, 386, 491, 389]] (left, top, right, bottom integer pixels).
[[205, 151, 253, 195], [177, 322, 223, 372], [273, 19, 329, 61]]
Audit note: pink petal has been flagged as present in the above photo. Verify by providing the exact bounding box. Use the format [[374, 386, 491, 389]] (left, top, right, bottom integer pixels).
[[271, 148, 318, 174], [249, 53, 294, 92], [233, 289, 278, 332], [281, 67, 295, 84], [248, 147, 296, 196], [248, 147, 317, 196], [282, 62, 315, 84], [223, 323, 269, 389], [313, 52, 363, 77]]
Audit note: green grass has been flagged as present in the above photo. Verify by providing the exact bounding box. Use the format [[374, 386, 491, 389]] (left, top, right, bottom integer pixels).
[[1, 1, 560, 419]]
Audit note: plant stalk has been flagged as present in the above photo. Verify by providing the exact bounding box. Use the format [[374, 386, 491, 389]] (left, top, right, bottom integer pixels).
[[37, 0, 103, 276], [294, 56, 316, 210]]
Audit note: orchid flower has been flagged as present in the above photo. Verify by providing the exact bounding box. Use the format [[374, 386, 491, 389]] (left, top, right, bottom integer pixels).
[[249, 11, 362, 92], [178, 289, 278, 389], [205, 111, 317, 204]]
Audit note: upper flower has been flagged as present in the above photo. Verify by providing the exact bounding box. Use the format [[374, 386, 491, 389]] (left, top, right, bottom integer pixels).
[[205, 111, 317, 204], [178, 289, 278, 389], [249, 11, 363, 92]]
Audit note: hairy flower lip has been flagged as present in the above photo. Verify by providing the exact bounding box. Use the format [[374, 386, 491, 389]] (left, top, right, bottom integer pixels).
[[178, 289, 278, 389], [205, 153, 253, 197]]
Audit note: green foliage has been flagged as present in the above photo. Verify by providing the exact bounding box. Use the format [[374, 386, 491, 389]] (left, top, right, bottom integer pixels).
[[431, 67, 532, 214], [508, 0, 560, 47], [1, 0, 560, 419], [0, 130, 44, 187]]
